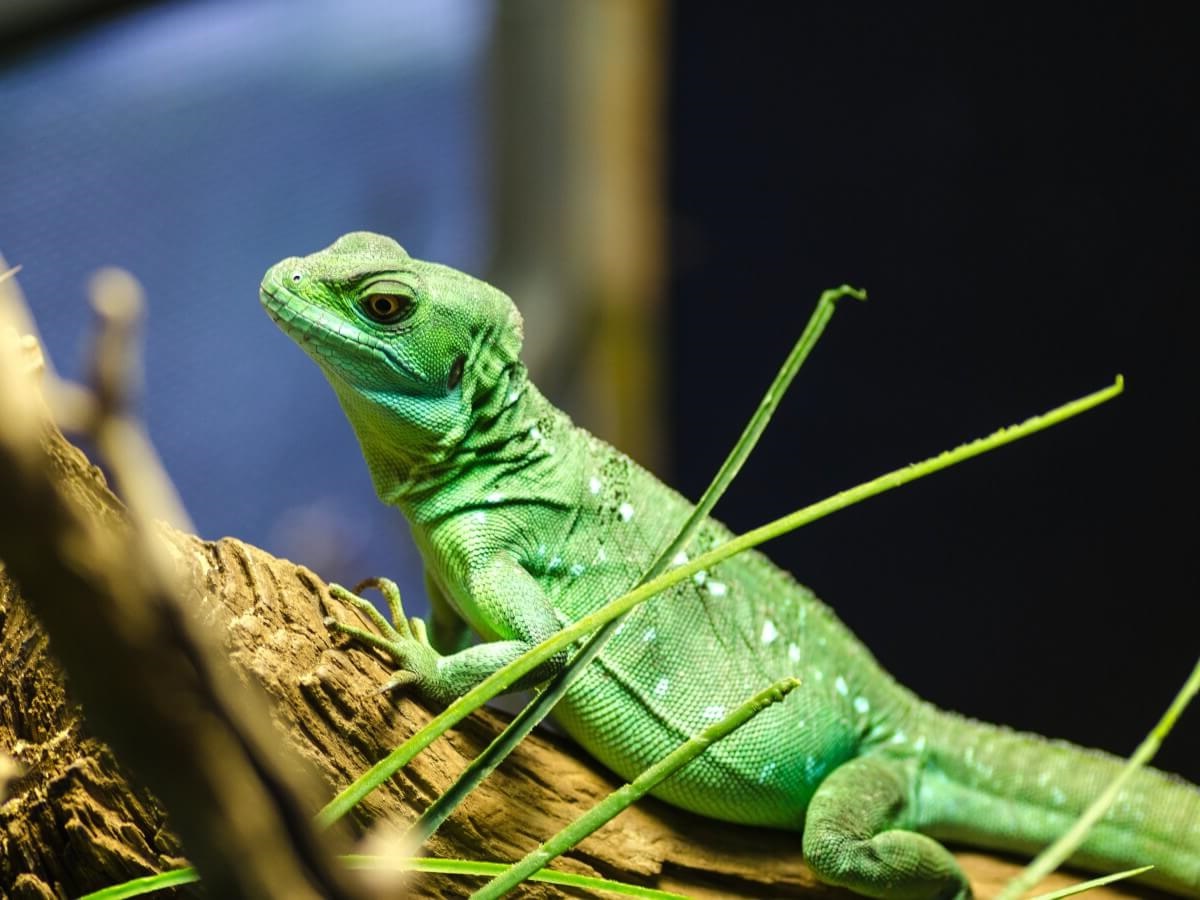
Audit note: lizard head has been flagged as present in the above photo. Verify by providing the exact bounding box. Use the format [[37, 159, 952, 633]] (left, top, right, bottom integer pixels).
[[260, 231, 525, 492]]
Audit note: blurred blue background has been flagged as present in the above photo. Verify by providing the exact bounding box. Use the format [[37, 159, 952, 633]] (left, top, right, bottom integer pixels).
[[2, 0, 494, 602]]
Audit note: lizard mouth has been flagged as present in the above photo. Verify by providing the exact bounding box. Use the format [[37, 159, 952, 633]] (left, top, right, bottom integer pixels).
[[259, 279, 428, 388]]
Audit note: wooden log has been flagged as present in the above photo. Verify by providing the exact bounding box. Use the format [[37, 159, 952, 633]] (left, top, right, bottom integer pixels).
[[0, 372, 1160, 899]]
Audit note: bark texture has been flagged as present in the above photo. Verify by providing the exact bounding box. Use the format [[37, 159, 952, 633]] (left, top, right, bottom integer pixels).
[[0, 419, 1162, 899]]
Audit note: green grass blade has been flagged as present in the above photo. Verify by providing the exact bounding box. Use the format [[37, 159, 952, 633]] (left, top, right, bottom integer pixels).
[[316, 376, 1124, 826], [406, 285, 863, 842], [342, 854, 690, 898], [341, 855, 689, 899], [76, 867, 199, 899], [998, 651, 1200, 899], [1028, 865, 1154, 899], [75, 856, 688, 900], [472, 678, 801, 899]]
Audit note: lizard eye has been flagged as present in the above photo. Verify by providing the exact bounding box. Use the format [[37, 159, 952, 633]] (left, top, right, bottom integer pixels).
[[291, 271, 303, 283], [361, 292, 414, 324]]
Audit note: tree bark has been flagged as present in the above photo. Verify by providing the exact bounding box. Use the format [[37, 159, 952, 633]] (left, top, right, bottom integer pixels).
[[0, 409, 1162, 899]]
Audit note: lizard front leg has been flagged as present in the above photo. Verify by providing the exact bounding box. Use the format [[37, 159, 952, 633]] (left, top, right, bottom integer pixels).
[[324, 557, 565, 707], [424, 568, 473, 655]]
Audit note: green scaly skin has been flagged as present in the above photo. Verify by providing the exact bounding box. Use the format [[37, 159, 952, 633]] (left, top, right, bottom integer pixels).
[[261, 232, 1199, 899]]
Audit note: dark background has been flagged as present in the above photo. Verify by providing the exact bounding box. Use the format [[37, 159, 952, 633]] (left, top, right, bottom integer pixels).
[[668, 4, 1199, 780]]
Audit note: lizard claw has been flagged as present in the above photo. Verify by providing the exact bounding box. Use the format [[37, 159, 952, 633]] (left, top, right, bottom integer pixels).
[[351, 576, 425, 640], [323, 578, 441, 696]]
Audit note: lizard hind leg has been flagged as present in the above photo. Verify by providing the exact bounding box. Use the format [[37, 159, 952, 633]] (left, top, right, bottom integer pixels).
[[803, 754, 972, 900]]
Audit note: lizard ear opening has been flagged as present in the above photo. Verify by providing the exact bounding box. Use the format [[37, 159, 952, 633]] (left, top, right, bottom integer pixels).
[[447, 354, 466, 390]]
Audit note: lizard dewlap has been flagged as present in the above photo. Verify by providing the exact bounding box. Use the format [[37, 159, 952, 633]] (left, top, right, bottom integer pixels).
[[262, 232, 1200, 899]]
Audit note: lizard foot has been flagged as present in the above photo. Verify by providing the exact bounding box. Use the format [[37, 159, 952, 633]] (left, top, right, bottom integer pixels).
[[324, 577, 440, 694]]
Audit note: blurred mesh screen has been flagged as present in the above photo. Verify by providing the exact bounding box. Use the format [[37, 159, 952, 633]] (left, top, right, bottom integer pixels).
[[0, 0, 493, 602]]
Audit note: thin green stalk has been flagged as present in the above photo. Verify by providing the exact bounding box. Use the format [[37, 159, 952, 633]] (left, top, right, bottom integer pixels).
[[472, 678, 801, 899], [1029, 865, 1154, 900], [998, 650, 1200, 899], [78, 856, 688, 900], [343, 855, 689, 899], [316, 376, 1123, 827], [408, 284, 864, 842], [77, 867, 199, 899]]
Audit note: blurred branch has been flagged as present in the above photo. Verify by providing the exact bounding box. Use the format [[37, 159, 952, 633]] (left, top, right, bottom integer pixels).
[[0, 266, 358, 900], [489, 0, 666, 469]]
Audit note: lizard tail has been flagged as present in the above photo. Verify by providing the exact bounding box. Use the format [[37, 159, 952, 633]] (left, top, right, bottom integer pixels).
[[911, 704, 1200, 895]]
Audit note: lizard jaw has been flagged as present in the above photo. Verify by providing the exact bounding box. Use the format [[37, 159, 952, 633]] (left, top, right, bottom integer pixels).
[[259, 280, 429, 390]]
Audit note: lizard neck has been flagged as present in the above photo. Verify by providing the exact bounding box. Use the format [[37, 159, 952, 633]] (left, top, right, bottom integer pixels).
[[353, 361, 558, 525]]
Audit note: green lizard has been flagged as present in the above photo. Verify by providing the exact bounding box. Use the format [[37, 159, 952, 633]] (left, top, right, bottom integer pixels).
[[261, 232, 1199, 899]]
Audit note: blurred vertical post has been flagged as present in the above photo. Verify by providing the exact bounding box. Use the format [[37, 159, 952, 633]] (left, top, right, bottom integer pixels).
[[489, 0, 666, 471]]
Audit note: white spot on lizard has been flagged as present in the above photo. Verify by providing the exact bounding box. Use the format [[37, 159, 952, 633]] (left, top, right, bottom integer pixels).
[[472, 511, 487, 524], [701, 705, 726, 720], [671, 550, 689, 567], [569, 563, 585, 577], [835, 675, 849, 696], [788, 642, 800, 663], [486, 491, 505, 503], [854, 696, 870, 714], [757, 761, 777, 784], [589, 476, 602, 494], [594, 547, 608, 563], [693, 570, 708, 586], [805, 756, 827, 780], [706, 580, 728, 597], [642, 627, 657, 642], [618, 502, 635, 522], [654, 676, 669, 697], [760, 619, 778, 644]]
